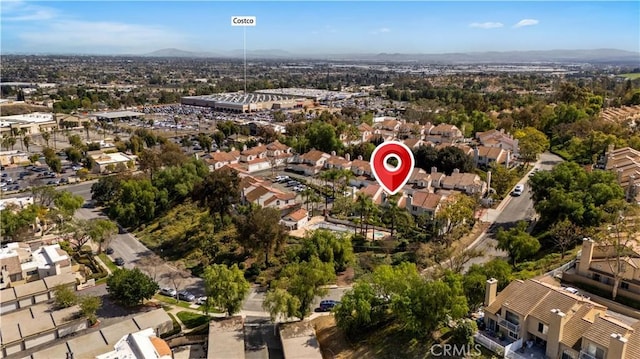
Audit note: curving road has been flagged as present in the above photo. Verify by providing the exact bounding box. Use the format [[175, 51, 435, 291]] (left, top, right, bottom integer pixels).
[[462, 152, 565, 271]]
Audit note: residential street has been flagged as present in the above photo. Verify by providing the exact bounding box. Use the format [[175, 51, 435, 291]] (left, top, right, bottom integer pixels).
[[462, 152, 565, 271]]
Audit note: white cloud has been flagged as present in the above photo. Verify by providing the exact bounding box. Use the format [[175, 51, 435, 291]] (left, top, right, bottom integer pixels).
[[2, 0, 57, 21], [371, 27, 391, 35], [19, 20, 186, 53], [469, 22, 504, 29], [513, 19, 539, 28]]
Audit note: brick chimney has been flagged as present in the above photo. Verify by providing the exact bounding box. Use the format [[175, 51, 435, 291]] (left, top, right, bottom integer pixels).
[[608, 333, 628, 359], [485, 278, 498, 307]]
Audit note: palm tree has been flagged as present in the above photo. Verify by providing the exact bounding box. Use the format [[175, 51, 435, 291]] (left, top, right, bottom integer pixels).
[[23, 136, 31, 153], [302, 188, 314, 212], [41, 131, 50, 147], [18, 128, 27, 151], [173, 116, 180, 135], [308, 191, 322, 216], [383, 194, 402, 238], [83, 121, 91, 141], [355, 193, 374, 236]]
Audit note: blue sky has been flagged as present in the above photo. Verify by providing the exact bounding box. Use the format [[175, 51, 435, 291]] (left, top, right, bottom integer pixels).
[[1, 1, 639, 55]]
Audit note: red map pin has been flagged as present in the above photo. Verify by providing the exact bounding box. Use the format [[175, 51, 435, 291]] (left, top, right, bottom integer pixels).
[[370, 141, 415, 195]]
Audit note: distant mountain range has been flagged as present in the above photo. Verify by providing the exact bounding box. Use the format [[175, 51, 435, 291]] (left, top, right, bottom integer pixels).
[[141, 48, 640, 64]]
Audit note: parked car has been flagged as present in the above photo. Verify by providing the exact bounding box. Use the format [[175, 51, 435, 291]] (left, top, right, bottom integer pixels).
[[160, 287, 177, 297], [319, 300, 340, 312], [114, 257, 125, 266], [105, 247, 114, 255], [196, 296, 208, 305], [177, 291, 196, 302]]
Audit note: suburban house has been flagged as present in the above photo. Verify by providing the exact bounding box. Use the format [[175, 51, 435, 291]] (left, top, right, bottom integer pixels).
[[90, 152, 135, 173], [290, 150, 331, 176], [265, 140, 294, 166], [0, 243, 73, 289], [357, 123, 374, 143], [403, 138, 425, 149], [281, 208, 309, 230], [359, 184, 408, 208], [204, 151, 240, 171], [350, 159, 372, 177], [239, 145, 267, 162], [476, 129, 520, 157], [474, 146, 512, 167], [240, 176, 297, 210], [479, 278, 640, 359], [406, 191, 443, 217], [426, 124, 463, 143], [438, 169, 487, 195], [408, 168, 433, 190], [324, 154, 352, 170], [603, 146, 640, 204], [569, 237, 640, 300], [96, 328, 172, 359]]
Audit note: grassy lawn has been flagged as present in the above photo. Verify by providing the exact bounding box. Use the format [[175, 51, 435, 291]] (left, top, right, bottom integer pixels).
[[97, 253, 118, 272], [176, 311, 211, 329], [618, 73, 640, 80], [153, 294, 203, 310]]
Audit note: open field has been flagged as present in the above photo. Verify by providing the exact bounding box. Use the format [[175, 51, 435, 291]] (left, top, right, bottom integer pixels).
[[619, 73, 640, 79]]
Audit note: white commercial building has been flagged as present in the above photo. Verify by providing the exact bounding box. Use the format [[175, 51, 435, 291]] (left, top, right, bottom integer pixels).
[[0, 112, 57, 136], [96, 328, 172, 359]]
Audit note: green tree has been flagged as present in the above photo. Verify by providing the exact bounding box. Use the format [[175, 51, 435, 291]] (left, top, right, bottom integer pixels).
[[79, 296, 102, 325], [23, 135, 31, 152], [264, 257, 336, 320], [488, 162, 518, 197], [203, 264, 250, 316], [463, 259, 512, 309], [152, 159, 209, 203], [88, 219, 118, 254], [435, 193, 476, 245], [496, 221, 541, 265], [263, 288, 301, 321], [436, 146, 473, 174], [91, 175, 123, 205], [68, 134, 85, 149], [550, 218, 584, 259], [28, 153, 40, 164], [334, 281, 386, 338], [305, 121, 341, 153], [109, 179, 168, 227], [528, 161, 624, 227], [297, 229, 355, 273], [54, 191, 84, 218], [106, 268, 159, 307], [41, 131, 51, 147], [235, 206, 287, 266], [53, 285, 78, 309], [514, 127, 550, 163], [192, 167, 240, 225]]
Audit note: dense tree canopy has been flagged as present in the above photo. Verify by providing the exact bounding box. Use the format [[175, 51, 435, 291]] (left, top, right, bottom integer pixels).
[[107, 268, 159, 307], [203, 264, 250, 316], [528, 161, 625, 227]]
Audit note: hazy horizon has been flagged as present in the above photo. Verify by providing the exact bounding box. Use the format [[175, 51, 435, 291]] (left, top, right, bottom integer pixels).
[[2, 1, 639, 55]]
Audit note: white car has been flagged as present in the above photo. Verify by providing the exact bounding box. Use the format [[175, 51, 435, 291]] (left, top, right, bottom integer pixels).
[[512, 184, 524, 196], [196, 296, 208, 305], [159, 287, 177, 297]]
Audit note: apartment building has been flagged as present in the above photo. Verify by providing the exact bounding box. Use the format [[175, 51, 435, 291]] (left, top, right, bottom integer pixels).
[[479, 278, 640, 359], [0, 243, 73, 289], [603, 146, 640, 204], [568, 238, 640, 301]]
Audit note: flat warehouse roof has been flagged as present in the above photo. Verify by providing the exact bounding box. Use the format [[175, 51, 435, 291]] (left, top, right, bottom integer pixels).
[[183, 92, 298, 104]]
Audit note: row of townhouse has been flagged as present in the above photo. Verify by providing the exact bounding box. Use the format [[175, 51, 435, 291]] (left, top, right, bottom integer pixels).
[[202, 140, 294, 173], [480, 277, 640, 359], [0, 242, 73, 289], [350, 120, 465, 145]]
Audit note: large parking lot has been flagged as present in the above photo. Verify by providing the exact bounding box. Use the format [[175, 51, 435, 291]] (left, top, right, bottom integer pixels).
[[1, 160, 82, 194]]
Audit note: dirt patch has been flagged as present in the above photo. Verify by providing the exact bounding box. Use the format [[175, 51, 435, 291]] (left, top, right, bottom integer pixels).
[[313, 316, 355, 359], [336, 267, 355, 286], [452, 222, 490, 253]]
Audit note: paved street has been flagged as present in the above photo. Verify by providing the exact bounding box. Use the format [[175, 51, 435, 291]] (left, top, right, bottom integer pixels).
[[463, 152, 564, 271]]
